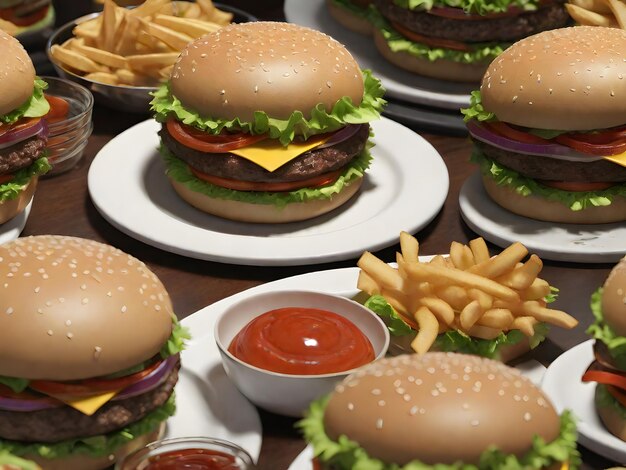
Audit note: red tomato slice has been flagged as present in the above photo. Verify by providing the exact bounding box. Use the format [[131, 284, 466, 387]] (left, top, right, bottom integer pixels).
[[555, 134, 626, 156], [607, 385, 626, 408], [0, 118, 41, 139], [166, 119, 268, 153], [569, 125, 626, 144], [538, 180, 615, 192], [30, 359, 163, 396], [582, 369, 626, 391], [190, 167, 343, 192], [390, 21, 472, 51], [0, 384, 59, 404], [44, 94, 70, 123], [484, 121, 550, 145], [0, 174, 14, 185]]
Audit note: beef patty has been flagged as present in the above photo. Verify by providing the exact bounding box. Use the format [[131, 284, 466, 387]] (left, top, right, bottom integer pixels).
[[0, 360, 179, 443], [475, 140, 626, 183], [159, 124, 370, 183], [0, 135, 47, 175], [374, 0, 570, 43]]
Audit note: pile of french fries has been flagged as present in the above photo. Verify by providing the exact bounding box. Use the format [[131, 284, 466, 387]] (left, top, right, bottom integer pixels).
[[49, 0, 233, 87], [357, 233, 578, 355], [566, 0, 626, 28]]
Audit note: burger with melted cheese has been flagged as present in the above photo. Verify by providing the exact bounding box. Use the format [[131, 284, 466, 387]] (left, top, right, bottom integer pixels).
[[463, 26, 626, 223], [0, 236, 189, 470], [301, 352, 579, 469], [368, 0, 570, 82], [0, 28, 50, 224], [151, 21, 386, 224], [584, 256, 626, 440]]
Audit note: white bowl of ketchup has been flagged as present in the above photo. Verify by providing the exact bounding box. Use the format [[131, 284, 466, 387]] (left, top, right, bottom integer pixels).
[[215, 290, 390, 417]]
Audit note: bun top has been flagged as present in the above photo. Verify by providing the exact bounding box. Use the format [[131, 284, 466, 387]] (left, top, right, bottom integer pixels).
[[602, 256, 626, 336], [0, 236, 175, 381], [170, 22, 364, 122], [480, 26, 626, 131], [323, 353, 560, 466], [0, 29, 35, 116]]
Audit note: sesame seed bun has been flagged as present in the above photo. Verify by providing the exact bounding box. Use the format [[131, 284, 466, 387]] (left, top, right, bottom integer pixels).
[[323, 353, 561, 466], [601, 256, 626, 337], [170, 22, 365, 121], [481, 26, 626, 131], [0, 29, 35, 117], [0, 177, 37, 225], [0, 235, 175, 381]]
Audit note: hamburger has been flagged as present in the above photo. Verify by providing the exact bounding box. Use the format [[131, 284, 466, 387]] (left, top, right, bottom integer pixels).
[[583, 256, 626, 440], [0, 236, 189, 469], [368, 0, 571, 82], [0, 28, 50, 225], [326, 0, 374, 35], [462, 26, 626, 224], [151, 21, 386, 224], [0, 0, 54, 36], [301, 352, 579, 469]]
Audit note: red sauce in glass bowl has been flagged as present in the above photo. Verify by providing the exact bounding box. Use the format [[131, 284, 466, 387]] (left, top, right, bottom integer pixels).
[[141, 448, 240, 469], [228, 307, 375, 375]]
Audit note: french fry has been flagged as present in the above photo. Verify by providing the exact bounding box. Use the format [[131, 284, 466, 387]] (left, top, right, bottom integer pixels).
[[153, 14, 221, 37], [469, 237, 490, 264], [468, 242, 528, 279], [511, 316, 538, 337], [141, 18, 193, 50], [50, 45, 110, 73], [197, 0, 233, 24], [399, 231, 419, 263], [520, 277, 551, 301], [468, 288, 493, 311], [466, 324, 502, 340], [84, 71, 119, 84], [521, 301, 579, 329], [420, 297, 454, 325], [436, 285, 468, 312], [605, 0, 626, 28], [569, 0, 612, 13], [450, 241, 475, 270], [71, 43, 128, 69], [566, 3, 617, 25], [477, 308, 514, 329], [100, 0, 120, 52], [412, 307, 439, 355], [496, 254, 543, 291], [460, 300, 483, 330], [357, 251, 404, 291]]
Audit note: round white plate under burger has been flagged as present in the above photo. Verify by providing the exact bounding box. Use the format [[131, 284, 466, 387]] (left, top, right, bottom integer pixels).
[[284, 0, 474, 110], [0, 201, 32, 245], [542, 339, 626, 464], [166, 306, 263, 462], [459, 172, 626, 263], [88, 118, 448, 266]]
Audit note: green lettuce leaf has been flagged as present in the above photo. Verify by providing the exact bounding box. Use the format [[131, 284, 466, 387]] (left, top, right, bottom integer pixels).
[[299, 396, 580, 469], [0, 451, 40, 470], [0, 157, 50, 203], [161, 140, 373, 208], [596, 383, 626, 418], [472, 149, 626, 211], [393, 0, 541, 14], [0, 377, 29, 394], [151, 70, 386, 146], [330, 0, 372, 17], [587, 288, 626, 369], [461, 90, 495, 123], [1, 78, 50, 125], [369, 7, 507, 64], [1, 394, 176, 460], [363, 295, 548, 359]]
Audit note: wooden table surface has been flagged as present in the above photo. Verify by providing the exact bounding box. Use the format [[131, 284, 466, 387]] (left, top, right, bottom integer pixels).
[[23, 1, 620, 468]]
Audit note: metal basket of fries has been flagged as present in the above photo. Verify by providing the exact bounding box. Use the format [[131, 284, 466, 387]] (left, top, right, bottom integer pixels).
[[46, 0, 257, 113]]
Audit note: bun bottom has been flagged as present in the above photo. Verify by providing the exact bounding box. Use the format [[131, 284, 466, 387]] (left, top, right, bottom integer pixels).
[[169, 176, 363, 223], [24, 423, 165, 470], [326, 0, 373, 35], [373, 29, 487, 82], [0, 177, 37, 225], [596, 388, 626, 441], [482, 175, 626, 224]]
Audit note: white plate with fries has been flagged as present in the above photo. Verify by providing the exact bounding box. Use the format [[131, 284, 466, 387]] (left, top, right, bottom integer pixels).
[[88, 117, 449, 266], [46, 0, 256, 113], [284, 0, 475, 110], [459, 173, 626, 263], [542, 340, 626, 463], [0, 202, 31, 246]]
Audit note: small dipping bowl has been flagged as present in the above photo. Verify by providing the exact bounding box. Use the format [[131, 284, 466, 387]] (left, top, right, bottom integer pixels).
[[41, 76, 94, 175], [115, 436, 255, 470], [215, 290, 390, 417]]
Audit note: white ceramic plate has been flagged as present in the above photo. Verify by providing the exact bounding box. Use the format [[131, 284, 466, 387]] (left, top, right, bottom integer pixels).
[[88, 118, 448, 266], [0, 201, 31, 245], [165, 308, 263, 462], [542, 340, 626, 463], [284, 0, 474, 110], [459, 173, 626, 263]]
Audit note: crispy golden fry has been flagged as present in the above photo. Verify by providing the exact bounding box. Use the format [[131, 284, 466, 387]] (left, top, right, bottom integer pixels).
[[477, 308, 514, 329], [399, 231, 419, 263], [420, 297, 454, 325], [450, 241, 475, 270], [141, 18, 193, 50], [566, 3, 618, 25], [412, 307, 439, 355], [71, 42, 128, 69], [467, 288, 493, 311], [153, 14, 221, 37], [435, 285, 468, 312], [357, 251, 404, 291], [520, 277, 551, 301], [511, 316, 538, 337], [466, 324, 502, 340], [605, 0, 626, 28], [197, 0, 233, 24], [469, 237, 490, 264], [496, 254, 543, 291], [84, 71, 119, 84], [460, 300, 483, 330], [356, 270, 380, 296], [468, 242, 528, 279], [50, 45, 110, 73], [521, 301, 579, 329], [569, 0, 612, 13]]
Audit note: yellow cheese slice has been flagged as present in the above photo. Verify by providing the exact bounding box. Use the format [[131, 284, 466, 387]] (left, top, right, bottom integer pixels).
[[229, 134, 332, 172], [561, 463, 568, 470], [604, 149, 626, 167], [46, 389, 120, 416]]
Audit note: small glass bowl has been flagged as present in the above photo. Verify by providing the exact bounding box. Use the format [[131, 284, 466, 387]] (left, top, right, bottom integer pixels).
[[41, 76, 94, 175], [115, 437, 255, 470]]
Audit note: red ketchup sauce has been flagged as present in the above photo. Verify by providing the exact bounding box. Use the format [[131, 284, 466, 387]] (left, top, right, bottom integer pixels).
[[140, 448, 240, 469], [228, 307, 375, 374]]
